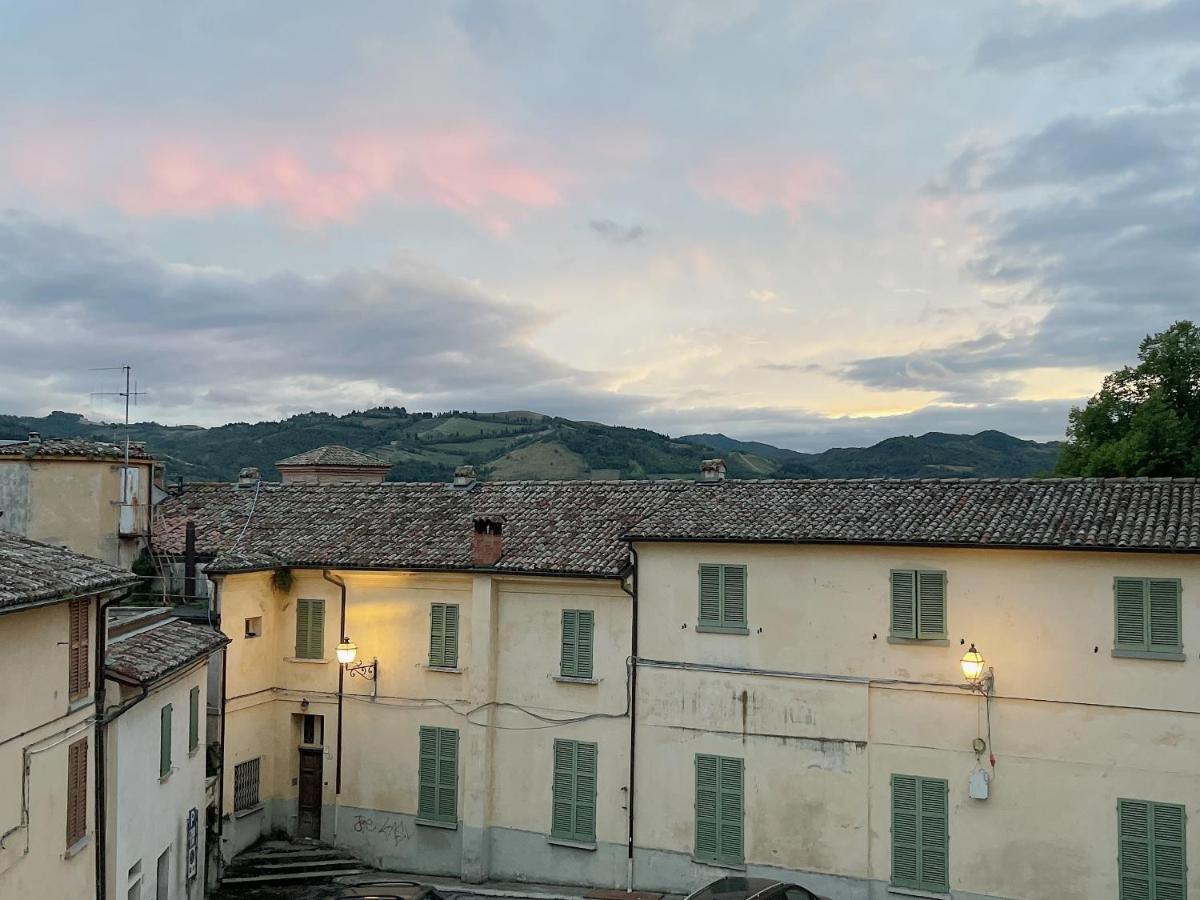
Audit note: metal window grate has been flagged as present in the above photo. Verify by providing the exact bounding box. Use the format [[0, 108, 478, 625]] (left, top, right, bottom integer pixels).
[[233, 758, 261, 811]]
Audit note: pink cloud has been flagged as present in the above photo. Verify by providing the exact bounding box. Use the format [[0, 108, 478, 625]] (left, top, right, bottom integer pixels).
[[690, 150, 847, 218], [5, 124, 567, 232]]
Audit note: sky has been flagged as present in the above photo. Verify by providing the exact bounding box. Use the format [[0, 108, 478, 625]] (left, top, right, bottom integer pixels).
[[1, 0, 1198, 450]]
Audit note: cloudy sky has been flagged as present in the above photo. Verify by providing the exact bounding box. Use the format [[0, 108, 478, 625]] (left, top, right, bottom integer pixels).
[[2, 1, 1198, 449]]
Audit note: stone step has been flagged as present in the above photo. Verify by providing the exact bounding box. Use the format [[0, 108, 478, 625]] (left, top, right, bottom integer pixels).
[[236, 848, 348, 862], [222, 867, 371, 885], [250, 859, 364, 872]]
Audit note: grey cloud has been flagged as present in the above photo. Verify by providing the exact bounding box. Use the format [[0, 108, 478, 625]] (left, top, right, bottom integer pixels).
[[757, 362, 822, 373], [975, 0, 1200, 71], [588, 219, 647, 244]]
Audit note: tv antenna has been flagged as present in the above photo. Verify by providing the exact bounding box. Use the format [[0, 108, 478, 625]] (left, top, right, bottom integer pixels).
[[90, 364, 148, 473]]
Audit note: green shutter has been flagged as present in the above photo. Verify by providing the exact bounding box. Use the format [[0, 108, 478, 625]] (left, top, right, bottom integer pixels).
[[694, 753, 743, 865], [159, 704, 172, 778], [550, 739, 597, 842], [892, 775, 949, 892], [1148, 580, 1182, 652], [1120, 798, 1187, 900], [429, 603, 459, 668], [699, 565, 721, 625], [561, 610, 594, 679], [418, 726, 458, 824], [722, 566, 747, 627], [295, 599, 325, 659], [1116, 579, 1150, 649], [917, 571, 947, 639], [189, 686, 200, 753], [890, 571, 917, 639]]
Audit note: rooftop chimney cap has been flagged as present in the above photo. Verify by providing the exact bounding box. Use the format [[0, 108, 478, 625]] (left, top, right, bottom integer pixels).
[[27, 431, 41, 444], [453, 465, 477, 488], [700, 458, 727, 482], [237, 467, 261, 488]]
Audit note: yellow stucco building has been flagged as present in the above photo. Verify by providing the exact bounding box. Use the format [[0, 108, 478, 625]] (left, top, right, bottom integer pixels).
[[159, 465, 1200, 900]]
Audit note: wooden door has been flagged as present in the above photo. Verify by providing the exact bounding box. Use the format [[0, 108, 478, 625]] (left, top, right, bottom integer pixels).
[[297, 748, 323, 839]]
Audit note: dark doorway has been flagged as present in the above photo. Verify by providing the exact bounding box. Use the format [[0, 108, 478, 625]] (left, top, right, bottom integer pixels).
[[297, 747, 323, 839]]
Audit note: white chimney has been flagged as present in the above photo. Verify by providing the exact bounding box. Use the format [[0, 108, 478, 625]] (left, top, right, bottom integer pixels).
[[237, 467, 261, 489], [453, 465, 477, 489], [700, 459, 727, 482]]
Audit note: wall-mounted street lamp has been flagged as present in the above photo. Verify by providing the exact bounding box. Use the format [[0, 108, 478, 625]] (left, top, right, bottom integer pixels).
[[959, 643, 994, 695], [336, 638, 378, 691]]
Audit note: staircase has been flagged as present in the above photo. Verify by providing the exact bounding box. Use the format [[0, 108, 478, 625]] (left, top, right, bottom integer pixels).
[[222, 840, 370, 888]]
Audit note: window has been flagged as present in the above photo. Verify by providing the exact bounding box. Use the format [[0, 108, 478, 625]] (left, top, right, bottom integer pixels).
[[891, 774, 949, 893], [694, 753, 743, 866], [1119, 798, 1186, 899], [66, 737, 87, 848], [68, 597, 89, 701], [1115, 578, 1183, 657], [244, 616, 262, 638], [698, 564, 748, 633], [159, 704, 173, 778], [890, 570, 947, 640], [550, 739, 597, 843], [560, 610, 594, 679], [429, 603, 460, 668], [233, 758, 261, 811], [418, 726, 458, 825], [126, 860, 142, 900], [188, 686, 200, 754], [294, 598, 325, 659], [301, 714, 323, 746], [156, 847, 170, 900]]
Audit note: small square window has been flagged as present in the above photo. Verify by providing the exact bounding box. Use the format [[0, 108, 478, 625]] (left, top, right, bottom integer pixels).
[[244, 617, 262, 638]]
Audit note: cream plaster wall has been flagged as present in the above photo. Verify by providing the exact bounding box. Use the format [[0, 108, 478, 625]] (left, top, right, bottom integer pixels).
[[0, 599, 95, 899], [109, 663, 210, 900], [632, 541, 1200, 899]]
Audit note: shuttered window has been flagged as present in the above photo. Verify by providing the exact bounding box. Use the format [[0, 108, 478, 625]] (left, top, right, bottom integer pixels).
[[68, 597, 90, 701], [550, 739, 597, 843], [560, 610, 595, 679], [66, 737, 87, 848], [233, 758, 261, 811], [159, 704, 173, 778], [890, 570, 947, 640], [294, 598, 325, 659], [189, 686, 200, 754], [695, 753, 744, 866], [1115, 578, 1183, 655], [698, 564, 748, 632], [418, 726, 458, 825], [1119, 798, 1187, 900], [429, 603, 460, 668], [891, 774, 949, 893]]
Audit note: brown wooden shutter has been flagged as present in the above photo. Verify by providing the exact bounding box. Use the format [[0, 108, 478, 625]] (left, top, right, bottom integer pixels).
[[66, 737, 87, 847], [68, 598, 90, 701]]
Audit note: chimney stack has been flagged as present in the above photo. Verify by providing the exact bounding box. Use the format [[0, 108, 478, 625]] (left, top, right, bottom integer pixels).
[[453, 465, 477, 489], [700, 458, 727, 482], [237, 467, 261, 490], [27, 431, 41, 445], [471, 516, 504, 567]]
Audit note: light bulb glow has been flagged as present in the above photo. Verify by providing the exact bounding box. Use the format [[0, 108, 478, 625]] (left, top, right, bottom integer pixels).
[[336, 640, 358, 665], [960, 644, 985, 683]]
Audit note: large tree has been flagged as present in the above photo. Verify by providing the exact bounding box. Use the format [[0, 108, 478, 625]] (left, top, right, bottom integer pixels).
[[1056, 321, 1200, 477]]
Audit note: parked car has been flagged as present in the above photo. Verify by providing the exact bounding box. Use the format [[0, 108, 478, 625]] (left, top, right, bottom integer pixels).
[[335, 880, 447, 900], [684, 876, 831, 900]]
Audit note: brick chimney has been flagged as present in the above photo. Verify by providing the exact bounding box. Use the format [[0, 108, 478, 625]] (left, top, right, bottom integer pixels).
[[700, 458, 727, 482], [453, 465, 477, 489], [471, 515, 504, 566]]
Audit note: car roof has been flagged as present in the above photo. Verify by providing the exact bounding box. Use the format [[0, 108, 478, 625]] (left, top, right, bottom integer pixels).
[[688, 877, 783, 900]]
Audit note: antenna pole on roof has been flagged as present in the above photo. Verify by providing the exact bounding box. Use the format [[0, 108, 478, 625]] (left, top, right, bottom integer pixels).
[[90, 363, 148, 496]]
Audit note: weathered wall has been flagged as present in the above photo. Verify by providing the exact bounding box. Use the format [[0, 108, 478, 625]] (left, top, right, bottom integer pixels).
[[108, 663, 210, 900], [632, 541, 1200, 900], [0, 599, 95, 899], [0, 463, 31, 536]]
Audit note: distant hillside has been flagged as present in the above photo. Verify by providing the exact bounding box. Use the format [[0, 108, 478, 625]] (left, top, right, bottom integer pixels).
[[0, 409, 1060, 483], [678, 430, 1062, 479]]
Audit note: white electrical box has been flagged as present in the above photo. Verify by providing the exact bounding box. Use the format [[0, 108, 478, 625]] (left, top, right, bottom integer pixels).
[[968, 767, 990, 800]]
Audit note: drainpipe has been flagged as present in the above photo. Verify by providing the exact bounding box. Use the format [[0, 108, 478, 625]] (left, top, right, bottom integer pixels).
[[620, 546, 639, 892], [321, 578, 345, 844], [215, 577, 228, 882]]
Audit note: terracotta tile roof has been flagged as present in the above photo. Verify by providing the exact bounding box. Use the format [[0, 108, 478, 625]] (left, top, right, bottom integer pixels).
[[276, 445, 390, 468], [105, 618, 229, 685], [154, 476, 1200, 579], [627, 477, 1200, 552], [0, 437, 154, 461], [0, 530, 140, 610], [158, 480, 688, 577]]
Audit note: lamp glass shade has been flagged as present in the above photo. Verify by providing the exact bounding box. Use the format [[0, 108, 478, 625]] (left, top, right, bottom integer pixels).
[[336, 640, 358, 665], [960, 644, 985, 683]]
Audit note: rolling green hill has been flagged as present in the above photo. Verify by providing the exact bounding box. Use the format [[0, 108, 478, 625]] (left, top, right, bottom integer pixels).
[[0, 409, 1061, 483]]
